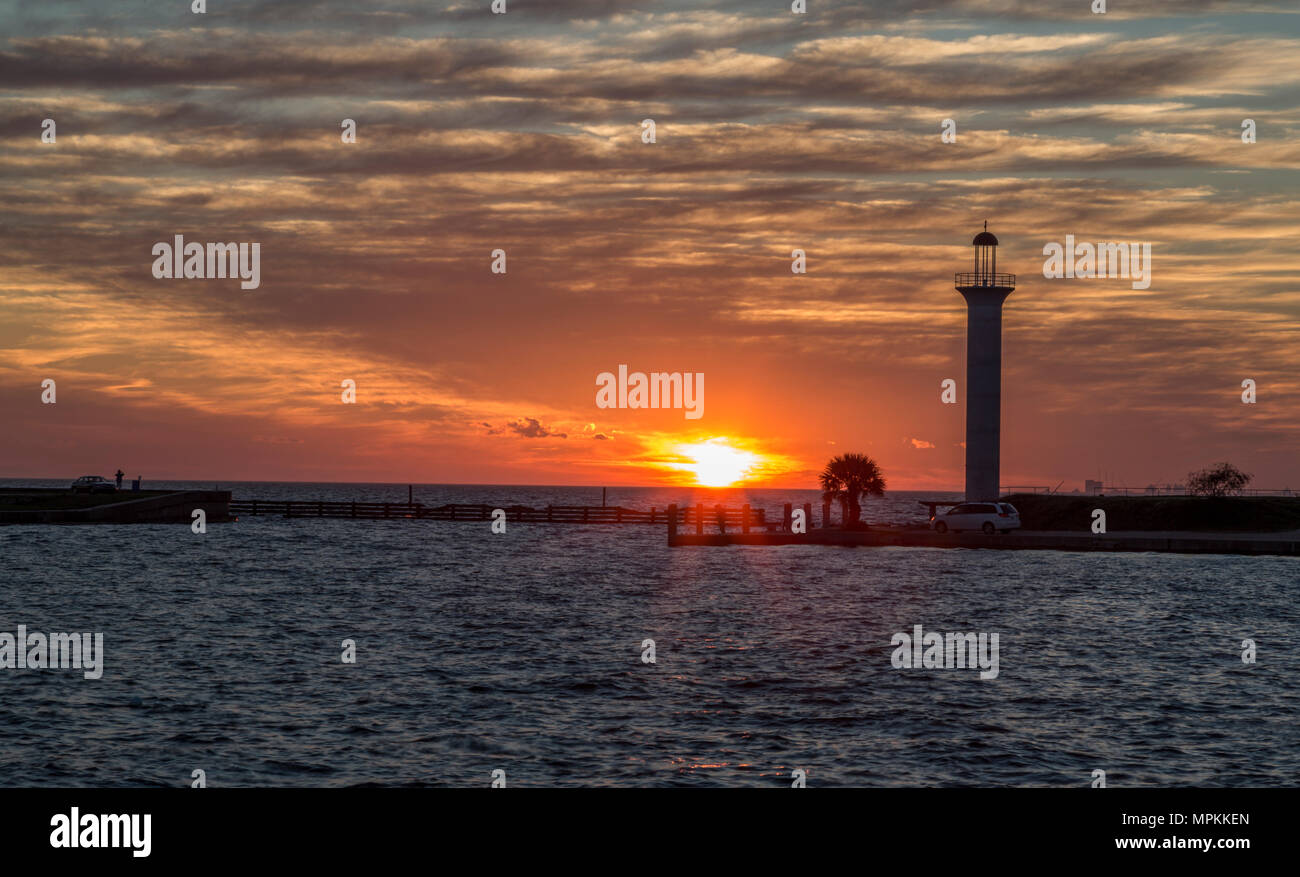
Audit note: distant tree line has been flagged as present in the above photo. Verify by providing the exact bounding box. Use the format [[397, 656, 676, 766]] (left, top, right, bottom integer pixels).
[[1187, 462, 1252, 497]]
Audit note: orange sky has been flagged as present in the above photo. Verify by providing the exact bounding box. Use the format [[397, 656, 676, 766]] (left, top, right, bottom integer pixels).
[[2, 2, 1298, 491]]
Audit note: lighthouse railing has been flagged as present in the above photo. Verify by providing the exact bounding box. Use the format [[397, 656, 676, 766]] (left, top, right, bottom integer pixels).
[[955, 272, 1016, 289]]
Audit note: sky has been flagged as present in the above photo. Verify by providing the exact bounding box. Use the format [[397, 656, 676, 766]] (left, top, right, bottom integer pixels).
[[1, 0, 1297, 490]]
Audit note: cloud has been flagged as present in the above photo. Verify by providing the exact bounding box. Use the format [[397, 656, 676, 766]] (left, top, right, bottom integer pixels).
[[1, 3, 1298, 488], [505, 418, 568, 439]]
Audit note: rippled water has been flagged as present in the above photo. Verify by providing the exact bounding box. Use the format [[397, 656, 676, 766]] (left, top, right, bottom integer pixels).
[[1, 481, 1297, 787]]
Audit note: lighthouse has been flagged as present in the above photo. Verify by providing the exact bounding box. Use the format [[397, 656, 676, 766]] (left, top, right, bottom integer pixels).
[[955, 223, 1015, 502]]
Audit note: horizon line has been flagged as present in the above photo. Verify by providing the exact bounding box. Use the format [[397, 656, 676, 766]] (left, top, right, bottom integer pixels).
[[0, 474, 967, 492]]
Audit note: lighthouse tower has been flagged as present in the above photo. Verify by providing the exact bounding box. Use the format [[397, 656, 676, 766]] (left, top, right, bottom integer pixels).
[[955, 223, 1015, 502]]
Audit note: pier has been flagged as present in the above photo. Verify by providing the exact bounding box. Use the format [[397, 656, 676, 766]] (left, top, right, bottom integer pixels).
[[0, 489, 231, 525], [662, 504, 1300, 556], [228, 499, 771, 527]]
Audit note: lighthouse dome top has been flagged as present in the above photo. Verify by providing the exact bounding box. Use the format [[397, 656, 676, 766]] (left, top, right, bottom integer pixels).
[[973, 221, 998, 246], [955, 220, 1014, 292]]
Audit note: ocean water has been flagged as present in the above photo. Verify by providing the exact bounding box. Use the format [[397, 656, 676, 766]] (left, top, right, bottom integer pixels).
[[0, 481, 1296, 787]]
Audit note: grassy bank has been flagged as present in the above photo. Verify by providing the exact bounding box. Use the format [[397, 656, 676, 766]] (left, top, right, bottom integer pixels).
[[1005, 493, 1300, 532]]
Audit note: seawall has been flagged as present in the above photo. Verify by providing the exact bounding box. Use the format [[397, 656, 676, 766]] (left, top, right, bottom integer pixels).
[[668, 526, 1300, 556], [0, 489, 232, 525]]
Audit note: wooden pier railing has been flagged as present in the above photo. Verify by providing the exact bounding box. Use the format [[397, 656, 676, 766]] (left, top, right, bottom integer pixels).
[[227, 499, 773, 527]]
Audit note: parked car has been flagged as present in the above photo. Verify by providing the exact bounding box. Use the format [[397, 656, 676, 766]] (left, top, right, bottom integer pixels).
[[931, 502, 1020, 534], [70, 475, 116, 494]]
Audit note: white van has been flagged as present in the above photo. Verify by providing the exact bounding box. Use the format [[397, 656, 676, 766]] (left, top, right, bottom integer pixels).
[[931, 502, 1021, 534]]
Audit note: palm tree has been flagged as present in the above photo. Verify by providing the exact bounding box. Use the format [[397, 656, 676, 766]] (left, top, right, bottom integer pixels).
[[819, 453, 887, 529]]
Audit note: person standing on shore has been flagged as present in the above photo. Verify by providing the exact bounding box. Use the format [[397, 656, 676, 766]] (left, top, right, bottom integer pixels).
[[114, 470, 124, 489]]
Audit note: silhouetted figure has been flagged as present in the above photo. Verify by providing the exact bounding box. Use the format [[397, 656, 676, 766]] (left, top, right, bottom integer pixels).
[[715, 505, 726, 534], [114, 470, 124, 489]]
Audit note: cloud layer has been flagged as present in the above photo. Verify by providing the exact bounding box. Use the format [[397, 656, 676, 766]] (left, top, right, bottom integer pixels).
[[1, 0, 1297, 488]]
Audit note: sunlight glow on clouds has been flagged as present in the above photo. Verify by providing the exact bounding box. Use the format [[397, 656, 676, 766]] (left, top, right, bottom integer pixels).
[[0, 0, 1297, 488]]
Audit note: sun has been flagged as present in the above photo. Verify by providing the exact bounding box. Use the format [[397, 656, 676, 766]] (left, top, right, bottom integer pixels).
[[677, 438, 760, 487]]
